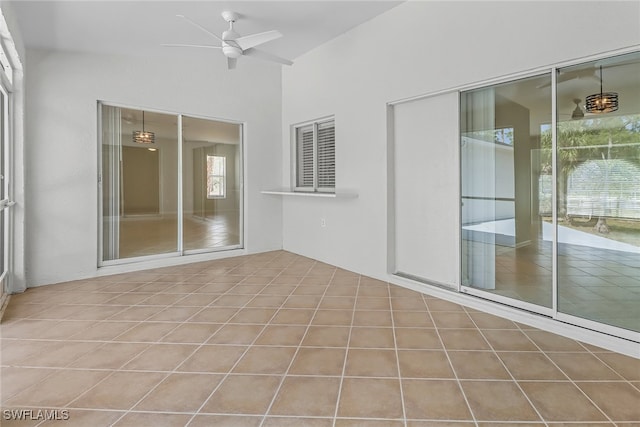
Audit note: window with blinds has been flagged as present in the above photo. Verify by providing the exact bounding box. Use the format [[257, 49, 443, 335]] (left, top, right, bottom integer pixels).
[[294, 118, 335, 192]]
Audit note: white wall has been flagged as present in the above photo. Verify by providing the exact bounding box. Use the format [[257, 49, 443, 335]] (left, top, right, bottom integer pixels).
[[281, 1, 640, 281], [25, 48, 283, 286]]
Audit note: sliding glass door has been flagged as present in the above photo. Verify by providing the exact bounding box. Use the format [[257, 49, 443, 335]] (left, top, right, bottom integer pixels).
[[461, 73, 553, 312], [461, 50, 640, 337], [555, 52, 640, 334], [100, 104, 243, 264], [182, 116, 242, 252]]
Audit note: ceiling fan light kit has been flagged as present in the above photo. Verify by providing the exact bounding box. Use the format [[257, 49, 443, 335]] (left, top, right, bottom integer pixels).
[[164, 11, 293, 70], [585, 66, 619, 114]]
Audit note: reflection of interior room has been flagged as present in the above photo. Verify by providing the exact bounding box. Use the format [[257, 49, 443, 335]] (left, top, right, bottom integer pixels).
[[106, 108, 241, 259]]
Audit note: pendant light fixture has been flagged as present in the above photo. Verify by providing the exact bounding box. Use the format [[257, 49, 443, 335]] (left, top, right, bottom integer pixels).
[[585, 66, 618, 114], [133, 111, 155, 144]]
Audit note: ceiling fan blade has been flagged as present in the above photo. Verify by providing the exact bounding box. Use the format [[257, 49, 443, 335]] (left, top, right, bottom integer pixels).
[[176, 14, 223, 43], [161, 43, 222, 49], [235, 30, 282, 50], [243, 48, 293, 66], [227, 57, 237, 70]]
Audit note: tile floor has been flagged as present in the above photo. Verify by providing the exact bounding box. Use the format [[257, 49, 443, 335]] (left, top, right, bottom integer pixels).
[[1, 250, 639, 426]]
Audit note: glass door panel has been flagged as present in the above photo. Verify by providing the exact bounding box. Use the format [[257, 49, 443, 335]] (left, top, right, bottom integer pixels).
[[556, 52, 640, 332], [461, 73, 553, 310], [182, 116, 241, 251], [102, 106, 179, 261]]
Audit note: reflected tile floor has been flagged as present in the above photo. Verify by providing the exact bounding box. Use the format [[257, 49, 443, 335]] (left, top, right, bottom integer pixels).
[[1, 251, 639, 426]]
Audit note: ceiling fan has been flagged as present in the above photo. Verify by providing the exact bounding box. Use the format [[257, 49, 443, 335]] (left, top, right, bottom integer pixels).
[[163, 11, 293, 70]]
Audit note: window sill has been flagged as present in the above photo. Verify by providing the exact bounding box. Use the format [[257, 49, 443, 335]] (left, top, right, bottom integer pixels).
[[261, 189, 358, 199]]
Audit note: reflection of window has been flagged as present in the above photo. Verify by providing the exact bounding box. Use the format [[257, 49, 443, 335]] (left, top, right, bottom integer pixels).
[[207, 155, 226, 198], [465, 127, 514, 145], [294, 118, 335, 192]]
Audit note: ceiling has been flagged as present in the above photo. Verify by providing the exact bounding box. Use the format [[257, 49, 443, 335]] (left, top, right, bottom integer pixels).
[[10, 1, 402, 61]]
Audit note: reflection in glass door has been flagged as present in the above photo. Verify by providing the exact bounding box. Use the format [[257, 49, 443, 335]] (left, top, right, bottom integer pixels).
[[182, 116, 242, 252], [460, 74, 553, 312], [555, 52, 640, 334], [100, 105, 243, 264]]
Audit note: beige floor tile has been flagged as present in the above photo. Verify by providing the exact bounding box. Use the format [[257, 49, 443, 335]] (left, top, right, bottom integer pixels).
[[408, 422, 475, 427], [336, 420, 404, 427], [392, 311, 434, 328], [160, 322, 221, 343], [353, 310, 393, 327], [467, 312, 518, 329], [448, 351, 511, 379], [349, 327, 395, 348], [284, 296, 322, 309], [67, 321, 138, 341], [325, 285, 358, 297], [20, 341, 102, 368], [107, 306, 161, 321], [172, 293, 220, 306], [134, 372, 223, 412], [355, 297, 390, 311], [111, 413, 192, 426], [113, 322, 179, 342], [255, 325, 307, 346], [461, 380, 541, 421], [519, 381, 608, 422], [577, 381, 640, 421], [394, 328, 443, 350], [269, 376, 340, 417], [270, 309, 315, 325], [525, 330, 587, 352], [302, 326, 350, 347], [312, 309, 354, 326], [431, 312, 476, 329], [229, 308, 277, 324], [1, 339, 58, 366], [319, 297, 356, 310], [0, 367, 57, 402], [357, 285, 389, 298], [177, 345, 247, 373], [189, 415, 262, 426], [397, 350, 454, 379], [232, 346, 297, 374], [402, 379, 472, 420], [71, 371, 166, 410], [121, 343, 198, 371], [425, 299, 465, 312], [69, 342, 149, 369], [547, 352, 623, 380], [594, 352, 640, 381], [481, 329, 538, 351], [338, 377, 403, 419], [259, 284, 298, 295], [201, 374, 281, 415], [344, 348, 398, 377], [188, 307, 239, 323], [246, 295, 289, 308], [6, 369, 110, 408], [39, 409, 125, 426], [497, 351, 567, 380], [264, 417, 333, 426], [440, 329, 492, 351], [210, 294, 255, 307], [146, 306, 202, 322], [289, 347, 346, 376], [208, 324, 265, 344], [293, 285, 328, 296]]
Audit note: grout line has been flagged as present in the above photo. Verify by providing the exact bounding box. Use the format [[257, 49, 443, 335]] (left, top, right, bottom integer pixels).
[[330, 271, 361, 427], [421, 294, 479, 427], [257, 262, 338, 427], [387, 280, 409, 427]]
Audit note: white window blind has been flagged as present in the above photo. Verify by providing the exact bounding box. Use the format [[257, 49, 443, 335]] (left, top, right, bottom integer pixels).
[[317, 121, 336, 189], [294, 118, 335, 192], [296, 126, 314, 188]]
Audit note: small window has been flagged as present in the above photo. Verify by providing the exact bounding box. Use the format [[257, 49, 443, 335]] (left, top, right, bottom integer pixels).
[[207, 155, 226, 198], [294, 118, 335, 192]]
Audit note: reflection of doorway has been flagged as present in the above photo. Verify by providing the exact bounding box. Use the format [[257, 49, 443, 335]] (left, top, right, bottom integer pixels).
[[122, 146, 160, 216]]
